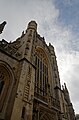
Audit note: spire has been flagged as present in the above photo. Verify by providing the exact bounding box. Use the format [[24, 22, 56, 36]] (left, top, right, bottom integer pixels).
[[64, 83, 68, 93], [0, 21, 7, 34], [62, 85, 64, 90], [63, 83, 71, 104]]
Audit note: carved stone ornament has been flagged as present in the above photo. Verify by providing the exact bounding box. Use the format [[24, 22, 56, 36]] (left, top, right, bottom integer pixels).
[[23, 66, 32, 102]]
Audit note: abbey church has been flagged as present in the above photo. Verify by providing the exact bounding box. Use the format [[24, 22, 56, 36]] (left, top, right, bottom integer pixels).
[[0, 21, 75, 120]]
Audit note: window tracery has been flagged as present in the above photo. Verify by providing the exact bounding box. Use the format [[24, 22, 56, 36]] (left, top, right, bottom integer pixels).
[[35, 48, 48, 101]]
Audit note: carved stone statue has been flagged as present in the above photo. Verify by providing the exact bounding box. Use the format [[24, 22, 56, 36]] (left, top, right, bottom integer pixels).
[[0, 21, 6, 34]]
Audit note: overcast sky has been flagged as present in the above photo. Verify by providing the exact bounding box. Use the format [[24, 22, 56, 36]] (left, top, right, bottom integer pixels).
[[0, 0, 79, 114]]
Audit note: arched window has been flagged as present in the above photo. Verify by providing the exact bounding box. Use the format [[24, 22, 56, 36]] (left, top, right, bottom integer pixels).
[[34, 47, 48, 102], [0, 64, 10, 111], [0, 61, 15, 120]]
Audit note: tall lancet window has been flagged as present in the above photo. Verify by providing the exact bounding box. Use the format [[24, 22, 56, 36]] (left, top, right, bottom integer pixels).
[[35, 47, 48, 101]]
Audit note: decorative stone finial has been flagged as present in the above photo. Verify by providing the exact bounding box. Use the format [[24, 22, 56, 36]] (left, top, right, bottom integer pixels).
[[64, 83, 68, 93], [62, 85, 64, 90], [0, 21, 7, 34]]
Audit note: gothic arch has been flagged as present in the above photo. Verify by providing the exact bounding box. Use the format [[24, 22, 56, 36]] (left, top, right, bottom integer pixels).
[[35, 46, 49, 65], [35, 46, 54, 102], [35, 46, 52, 82], [0, 60, 15, 113]]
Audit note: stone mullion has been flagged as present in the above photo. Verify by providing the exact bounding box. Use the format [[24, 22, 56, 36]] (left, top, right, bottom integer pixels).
[[40, 60, 42, 95], [41, 60, 43, 96], [42, 63, 44, 96], [35, 56, 38, 93], [45, 65, 47, 95], [44, 66, 46, 96], [46, 66, 48, 95], [39, 58, 41, 94], [38, 57, 40, 94], [36, 56, 39, 94]]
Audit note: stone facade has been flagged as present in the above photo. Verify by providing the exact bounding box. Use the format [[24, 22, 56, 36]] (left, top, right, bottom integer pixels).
[[0, 21, 75, 120], [76, 114, 79, 120]]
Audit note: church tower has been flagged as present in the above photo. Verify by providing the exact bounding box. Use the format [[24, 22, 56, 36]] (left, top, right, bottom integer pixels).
[[0, 21, 75, 120]]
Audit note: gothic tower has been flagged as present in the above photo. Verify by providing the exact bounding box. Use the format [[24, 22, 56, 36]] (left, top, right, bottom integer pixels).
[[0, 21, 75, 120]]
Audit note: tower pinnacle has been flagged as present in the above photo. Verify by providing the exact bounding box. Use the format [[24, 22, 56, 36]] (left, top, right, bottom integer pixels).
[[27, 21, 37, 31]]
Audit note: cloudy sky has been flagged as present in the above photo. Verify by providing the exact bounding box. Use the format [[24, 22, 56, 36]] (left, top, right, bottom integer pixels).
[[0, 0, 79, 114]]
